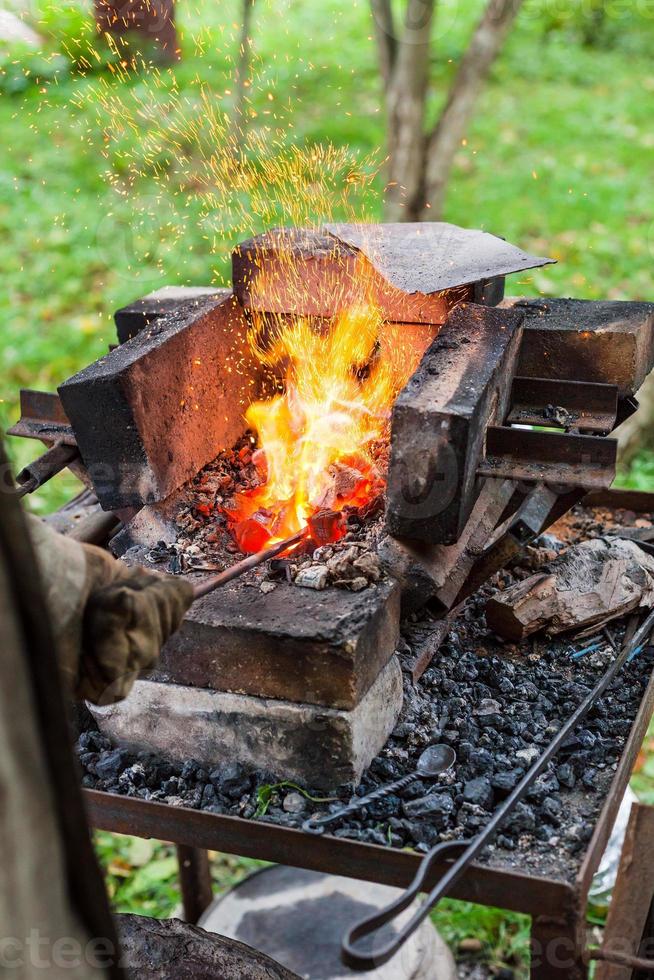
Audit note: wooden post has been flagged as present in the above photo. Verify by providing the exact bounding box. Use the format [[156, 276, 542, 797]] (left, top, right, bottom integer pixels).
[[94, 0, 180, 63]]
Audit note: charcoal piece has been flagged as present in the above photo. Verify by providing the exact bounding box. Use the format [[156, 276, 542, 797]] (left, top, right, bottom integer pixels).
[[462, 776, 494, 810], [402, 792, 455, 825]]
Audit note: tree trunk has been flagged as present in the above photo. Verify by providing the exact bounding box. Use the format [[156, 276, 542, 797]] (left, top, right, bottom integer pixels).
[[381, 0, 435, 221], [420, 0, 524, 218], [232, 0, 256, 145], [94, 0, 179, 63], [372, 0, 524, 221]]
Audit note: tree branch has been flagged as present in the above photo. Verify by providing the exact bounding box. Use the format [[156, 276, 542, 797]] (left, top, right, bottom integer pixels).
[[232, 0, 256, 146], [421, 0, 524, 217]]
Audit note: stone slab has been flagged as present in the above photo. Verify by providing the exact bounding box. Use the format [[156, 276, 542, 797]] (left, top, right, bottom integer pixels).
[[89, 656, 404, 790], [385, 303, 524, 545], [514, 298, 654, 397], [153, 577, 401, 710], [59, 293, 263, 510]]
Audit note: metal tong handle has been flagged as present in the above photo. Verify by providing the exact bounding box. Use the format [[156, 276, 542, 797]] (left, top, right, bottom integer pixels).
[[342, 609, 654, 971], [303, 772, 419, 835], [342, 840, 469, 970]]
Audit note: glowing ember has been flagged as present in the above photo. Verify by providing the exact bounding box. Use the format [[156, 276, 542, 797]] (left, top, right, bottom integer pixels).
[[223, 297, 433, 552]]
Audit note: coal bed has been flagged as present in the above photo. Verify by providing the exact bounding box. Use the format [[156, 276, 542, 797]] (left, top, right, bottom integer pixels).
[[75, 500, 654, 882]]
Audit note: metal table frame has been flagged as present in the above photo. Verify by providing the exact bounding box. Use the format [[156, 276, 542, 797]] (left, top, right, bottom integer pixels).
[[84, 489, 654, 979]]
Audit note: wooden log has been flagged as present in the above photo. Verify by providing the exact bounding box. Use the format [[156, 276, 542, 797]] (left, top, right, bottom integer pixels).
[[486, 537, 654, 642]]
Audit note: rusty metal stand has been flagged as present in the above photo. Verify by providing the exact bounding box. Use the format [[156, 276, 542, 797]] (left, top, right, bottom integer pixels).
[[594, 803, 654, 979], [176, 846, 214, 924], [530, 914, 586, 980]]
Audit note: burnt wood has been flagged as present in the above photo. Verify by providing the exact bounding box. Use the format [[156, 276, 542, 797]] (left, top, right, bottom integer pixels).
[[153, 577, 401, 710], [385, 303, 525, 545], [59, 293, 263, 510], [515, 298, 654, 397]]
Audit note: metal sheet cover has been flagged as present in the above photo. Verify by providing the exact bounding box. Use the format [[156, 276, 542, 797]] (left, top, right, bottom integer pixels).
[[324, 222, 554, 295]]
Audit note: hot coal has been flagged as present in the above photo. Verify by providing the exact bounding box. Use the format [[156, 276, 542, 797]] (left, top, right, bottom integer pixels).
[[145, 438, 387, 592]]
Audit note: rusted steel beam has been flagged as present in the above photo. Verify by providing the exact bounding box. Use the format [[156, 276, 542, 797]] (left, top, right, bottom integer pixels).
[[592, 804, 654, 980], [15, 442, 80, 498], [530, 912, 587, 980], [84, 789, 574, 919], [479, 426, 618, 489], [507, 377, 619, 434], [576, 667, 654, 904], [7, 389, 76, 447]]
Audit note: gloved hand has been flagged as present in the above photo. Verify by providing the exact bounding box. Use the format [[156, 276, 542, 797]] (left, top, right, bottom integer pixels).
[[27, 516, 193, 705]]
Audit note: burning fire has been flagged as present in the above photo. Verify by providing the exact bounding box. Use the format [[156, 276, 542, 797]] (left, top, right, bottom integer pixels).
[[223, 297, 433, 553]]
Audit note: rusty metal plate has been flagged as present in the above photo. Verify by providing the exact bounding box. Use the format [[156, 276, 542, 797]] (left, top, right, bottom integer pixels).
[[478, 426, 618, 489], [507, 377, 618, 434], [324, 222, 554, 295], [7, 389, 76, 446]]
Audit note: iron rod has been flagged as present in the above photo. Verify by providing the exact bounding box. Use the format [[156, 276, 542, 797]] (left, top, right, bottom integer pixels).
[[192, 527, 309, 600]]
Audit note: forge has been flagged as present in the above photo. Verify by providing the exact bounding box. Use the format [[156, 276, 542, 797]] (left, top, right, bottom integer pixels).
[[13, 222, 654, 790]]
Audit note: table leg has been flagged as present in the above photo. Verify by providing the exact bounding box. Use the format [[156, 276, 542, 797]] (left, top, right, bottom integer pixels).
[[177, 845, 213, 924], [530, 914, 587, 979]]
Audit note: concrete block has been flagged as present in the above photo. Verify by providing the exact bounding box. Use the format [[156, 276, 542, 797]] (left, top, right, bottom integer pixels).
[[90, 656, 404, 790], [154, 578, 401, 710]]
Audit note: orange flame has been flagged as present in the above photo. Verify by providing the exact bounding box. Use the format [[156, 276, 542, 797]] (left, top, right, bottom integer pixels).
[[224, 291, 435, 552]]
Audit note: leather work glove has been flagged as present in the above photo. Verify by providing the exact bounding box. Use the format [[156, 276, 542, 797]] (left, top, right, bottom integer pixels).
[[28, 516, 194, 705]]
